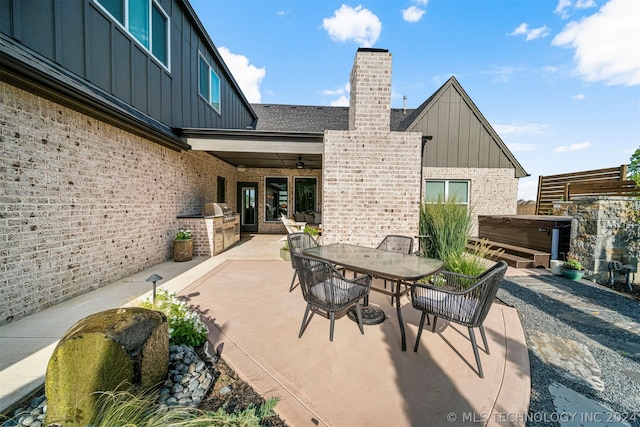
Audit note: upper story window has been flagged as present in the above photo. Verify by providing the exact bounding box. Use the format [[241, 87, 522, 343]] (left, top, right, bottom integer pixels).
[[199, 54, 221, 112], [95, 0, 169, 68], [425, 180, 469, 207]]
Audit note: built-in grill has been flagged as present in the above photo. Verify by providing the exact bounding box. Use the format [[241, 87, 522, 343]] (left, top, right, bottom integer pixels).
[[204, 202, 236, 222]]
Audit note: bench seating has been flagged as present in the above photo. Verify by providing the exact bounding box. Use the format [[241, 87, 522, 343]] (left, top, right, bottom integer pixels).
[[468, 237, 551, 268]]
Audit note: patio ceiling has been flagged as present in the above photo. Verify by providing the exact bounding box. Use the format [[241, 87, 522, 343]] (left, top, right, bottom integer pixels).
[[179, 128, 323, 169]]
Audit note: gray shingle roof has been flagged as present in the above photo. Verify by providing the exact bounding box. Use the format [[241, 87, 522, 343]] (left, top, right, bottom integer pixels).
[[251, 104, 415, 133]]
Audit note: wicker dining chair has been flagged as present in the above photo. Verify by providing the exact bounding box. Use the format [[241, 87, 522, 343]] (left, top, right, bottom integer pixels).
[[296, 255, 372, 342], [287, 232, 320, 292], [411, 260, 508, 378], [376, 235, 414, 306]]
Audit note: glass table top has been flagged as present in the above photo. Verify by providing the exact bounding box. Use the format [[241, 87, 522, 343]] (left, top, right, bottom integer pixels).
[[303, 244, 443, 281]]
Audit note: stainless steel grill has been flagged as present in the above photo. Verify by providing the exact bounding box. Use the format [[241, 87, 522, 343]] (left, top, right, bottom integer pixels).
[[204, 202, 236, 222]]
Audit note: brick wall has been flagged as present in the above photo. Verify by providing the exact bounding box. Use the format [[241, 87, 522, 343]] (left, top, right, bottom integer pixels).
[[0, 82, 236, 324], [422, 167, 519, 236], [324, 49, 422, 247]]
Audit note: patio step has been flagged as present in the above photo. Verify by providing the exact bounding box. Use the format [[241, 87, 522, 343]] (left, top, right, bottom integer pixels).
[[467, 238, 550, 268]]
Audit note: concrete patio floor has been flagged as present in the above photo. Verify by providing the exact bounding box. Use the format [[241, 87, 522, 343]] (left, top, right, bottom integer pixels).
[[0, 234, 531, 426]]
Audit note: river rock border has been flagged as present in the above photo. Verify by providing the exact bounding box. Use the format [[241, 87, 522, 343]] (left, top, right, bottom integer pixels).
[[3, 344, 213, 427]]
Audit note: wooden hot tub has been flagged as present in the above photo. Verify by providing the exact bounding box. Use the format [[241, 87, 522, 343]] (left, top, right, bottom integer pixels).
[[478, 215, 571, 260]]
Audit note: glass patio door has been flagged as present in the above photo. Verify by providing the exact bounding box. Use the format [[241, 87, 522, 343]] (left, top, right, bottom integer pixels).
[[237, 182, 258, 233]]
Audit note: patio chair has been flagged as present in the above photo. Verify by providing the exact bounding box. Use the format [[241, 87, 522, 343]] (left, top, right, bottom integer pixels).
[[287, 232, 320, 292], [376, 235, 414, 306], [281, 214, 306, 235], [296, 255, 372, 342], [411, 260, 508, 378]]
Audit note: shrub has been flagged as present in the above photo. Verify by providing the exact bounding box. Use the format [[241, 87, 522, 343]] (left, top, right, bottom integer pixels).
[[175, 229, 192, 240], [419, 197, 471, 263], [563, 258, 583, 271], [419, 199, 504, 277], [140, 290, 208, 347], [92, 388, 279, 427]]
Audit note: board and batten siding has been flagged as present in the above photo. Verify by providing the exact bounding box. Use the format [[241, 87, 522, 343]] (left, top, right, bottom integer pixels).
[[406, 83, 517, 173], [0, 0, 255, 132]]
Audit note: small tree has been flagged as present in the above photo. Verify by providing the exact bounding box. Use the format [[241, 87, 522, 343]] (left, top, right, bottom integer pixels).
[[629, 147, 640, 187]]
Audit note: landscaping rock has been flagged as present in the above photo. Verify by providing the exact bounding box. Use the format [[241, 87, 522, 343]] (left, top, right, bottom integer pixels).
[[45, 307, 168, 427]]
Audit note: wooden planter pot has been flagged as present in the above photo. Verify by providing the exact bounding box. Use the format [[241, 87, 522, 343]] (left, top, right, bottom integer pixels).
[[173, 239, 193, 262]]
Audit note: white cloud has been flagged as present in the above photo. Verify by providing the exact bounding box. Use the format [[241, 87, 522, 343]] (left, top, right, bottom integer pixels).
[[555, 0, 597, 19], [413, 0, 429, 4], [509, 22, 528, 36], [508, 23, 550, 41], [507, 143, 537, 152], [576, 0, 597, 9], [330, 95, 350, 107], [555, 0, 573, 18], [494, 123, 548, 135], [218, 47, 265, 103], [322, 5, 381, 47], [572, 93, 586, 100], [323, 82, 350, 96], [553, 0, 640, 86], [402, 6, 425, 23], [486, 66, 519, 83], [553, 141, 592, 152]]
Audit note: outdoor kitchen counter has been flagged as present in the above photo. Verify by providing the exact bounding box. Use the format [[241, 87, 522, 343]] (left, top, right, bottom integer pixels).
[[176, 214, 240, 256]]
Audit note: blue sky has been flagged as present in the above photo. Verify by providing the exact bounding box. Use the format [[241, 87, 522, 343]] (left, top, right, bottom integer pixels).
[[189, 0, 640, 201]]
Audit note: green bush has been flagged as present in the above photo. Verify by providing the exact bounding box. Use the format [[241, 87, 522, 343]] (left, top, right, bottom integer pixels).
[[140, 290, 208, 347]]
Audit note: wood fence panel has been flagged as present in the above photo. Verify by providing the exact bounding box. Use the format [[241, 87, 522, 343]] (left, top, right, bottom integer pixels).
[[535, 165, 637, 214]]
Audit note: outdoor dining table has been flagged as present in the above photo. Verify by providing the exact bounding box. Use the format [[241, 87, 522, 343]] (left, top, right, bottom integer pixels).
[[303, 244, 443, 351]]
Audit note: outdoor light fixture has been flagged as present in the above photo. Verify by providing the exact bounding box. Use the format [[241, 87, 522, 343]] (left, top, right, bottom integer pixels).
[[296, 157, 305, 169], [237, 164, 246, 172], [146, 274, 163, 305]]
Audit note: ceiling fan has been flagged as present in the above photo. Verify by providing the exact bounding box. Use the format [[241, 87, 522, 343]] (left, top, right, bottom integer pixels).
[[296, 156, 305, 169]]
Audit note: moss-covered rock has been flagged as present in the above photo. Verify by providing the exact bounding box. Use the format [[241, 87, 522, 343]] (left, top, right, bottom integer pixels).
[[45, 307, 168, 426]]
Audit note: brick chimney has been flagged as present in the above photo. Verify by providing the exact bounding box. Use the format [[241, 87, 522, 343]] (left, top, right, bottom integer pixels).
[[348, 48, 391, 132], [322, 49, 423, 247]]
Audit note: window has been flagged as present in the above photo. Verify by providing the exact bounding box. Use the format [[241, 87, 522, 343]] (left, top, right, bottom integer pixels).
[[265, 177, 288, 222], [425, 180, 469, 206], [217, 176, 226, 203], [95, 0, 169, 68], [199, 54, 221, 112], [294, 177, 317, 214]]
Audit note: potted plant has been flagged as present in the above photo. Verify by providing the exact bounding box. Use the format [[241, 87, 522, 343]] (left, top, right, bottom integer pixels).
[[303, 225, 320, 238], [561, 257, 585, 281], [280, 241, 290, 261], [173, 229, 193, 262]]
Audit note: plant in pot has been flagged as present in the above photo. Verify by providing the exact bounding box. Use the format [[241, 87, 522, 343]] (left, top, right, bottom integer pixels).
[[561, 256, 585, 281], [280, 241, 290, 261], [173, 229, 193, 262]]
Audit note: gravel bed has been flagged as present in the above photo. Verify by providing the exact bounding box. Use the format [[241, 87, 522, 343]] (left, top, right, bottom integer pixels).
[[497, 275, 640, 427], [2, 344, 213, 427]]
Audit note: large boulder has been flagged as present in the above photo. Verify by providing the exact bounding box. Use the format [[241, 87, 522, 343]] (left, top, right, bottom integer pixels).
[[45, 307, 168, 426]]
